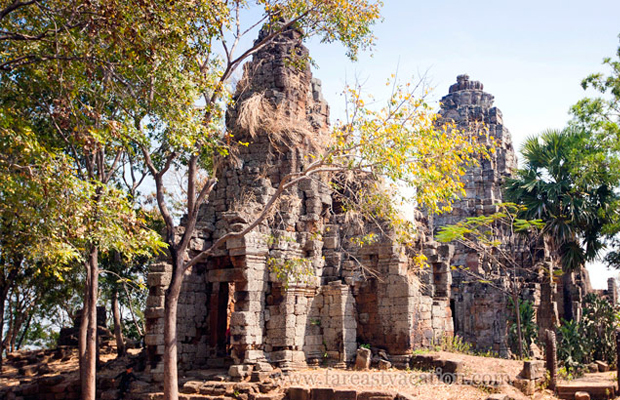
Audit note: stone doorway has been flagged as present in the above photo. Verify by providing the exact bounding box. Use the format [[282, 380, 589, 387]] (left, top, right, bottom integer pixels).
[[209, 281, 235, 357], [208, 256, 237, 360]]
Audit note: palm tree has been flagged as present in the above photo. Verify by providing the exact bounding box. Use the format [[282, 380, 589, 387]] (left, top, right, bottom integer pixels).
[[505, 128, 619, 320]]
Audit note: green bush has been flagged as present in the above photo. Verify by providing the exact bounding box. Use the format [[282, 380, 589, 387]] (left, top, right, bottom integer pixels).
[[557, 318, 586, 372], [557, 294, 619, 372], [581, 293, 618, 366]]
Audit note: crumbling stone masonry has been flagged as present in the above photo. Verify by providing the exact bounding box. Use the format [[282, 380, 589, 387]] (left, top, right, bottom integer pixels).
[[433, 74, 530, 356], [592, 277, 618, 305], [144, 24, 454, 379], [434, 74, 591, 356]]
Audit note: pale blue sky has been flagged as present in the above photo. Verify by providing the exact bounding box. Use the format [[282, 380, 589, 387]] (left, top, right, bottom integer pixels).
[[307, 0, 620, 152], [299, 1, 620, 289]]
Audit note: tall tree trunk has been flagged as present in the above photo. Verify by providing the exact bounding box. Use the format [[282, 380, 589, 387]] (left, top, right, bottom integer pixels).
[[163, 265, 183, 400], [79, 262, 91, 386], [81, 246, 99, 400], [0, 288, 7, 370], [112, 289, 126, 357], [511, 263, 524, 359], [9, 299, 30, 353], [9, 312, 21, 353], [16, 312, 33, 351], [5, 301, 14, 353], [0, 261, 19, 370], [513, 291, 524, 359]]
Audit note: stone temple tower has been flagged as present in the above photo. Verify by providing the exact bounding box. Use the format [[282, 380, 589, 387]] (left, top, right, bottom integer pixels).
[[434, 75, 594, 356], [432, 74, 521, 356], [436, 74, 517, 228], [145, 24, 456, 379]]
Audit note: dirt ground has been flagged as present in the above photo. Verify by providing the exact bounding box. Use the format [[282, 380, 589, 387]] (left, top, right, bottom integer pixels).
[[1, 348, 618, 400], [0, 348, 81, 389], [0, 347, 138, 392], [284, 351, 544, 400]]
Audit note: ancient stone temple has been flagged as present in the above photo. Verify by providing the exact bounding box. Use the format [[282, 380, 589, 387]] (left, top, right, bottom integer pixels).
[[434, 74, 591, 356], [144, 24, 454, 379], [433, 74, 524, 356], [144, 26, 595, 378]]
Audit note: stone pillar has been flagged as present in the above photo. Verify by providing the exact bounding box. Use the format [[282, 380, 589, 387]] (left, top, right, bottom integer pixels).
[[144, 262, 172, 382], [265, 283, 315, 370], [229, 241, 269, 364], [538, 273, 559, 337], [608, 278, 618, 305], [321, 281, 357, 366], [545, 329, 557, 391]]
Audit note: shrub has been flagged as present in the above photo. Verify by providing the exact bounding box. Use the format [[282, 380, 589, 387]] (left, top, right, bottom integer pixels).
[[581, 293, 618, 366], [557, 294, 619, 372], [557, 318, 586, 372]]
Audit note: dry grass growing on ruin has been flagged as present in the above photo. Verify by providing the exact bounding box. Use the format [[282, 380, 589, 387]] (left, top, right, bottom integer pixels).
[[236, 92, 329, 152]]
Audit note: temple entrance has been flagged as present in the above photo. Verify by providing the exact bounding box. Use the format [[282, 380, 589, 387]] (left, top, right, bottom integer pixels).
[[209, 282, 235, 357], [208, 256, 236, 359]]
